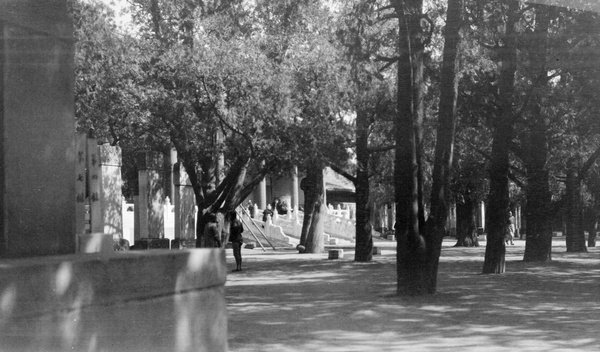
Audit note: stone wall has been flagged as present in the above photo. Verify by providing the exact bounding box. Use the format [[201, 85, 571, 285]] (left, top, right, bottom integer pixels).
[[0, 249, 228, 351]]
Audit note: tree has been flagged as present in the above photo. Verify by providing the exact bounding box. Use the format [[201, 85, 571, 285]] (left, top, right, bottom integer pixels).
[[422, 0, 464, 284], [521, 4, 554, 262], [72, 0, 146, 145], [452, 153, 487, 247], [331, 0, 397, 262], [278, 2, 354, 253], [389, 0, 429, 295], [482, 0, 520, 274]]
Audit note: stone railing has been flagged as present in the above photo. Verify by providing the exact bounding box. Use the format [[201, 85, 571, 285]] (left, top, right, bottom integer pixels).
[[122, 202, 356, 246], [252, 207, 356, 243], [238, 208, 299, 247], [322, 214, 355, 242]]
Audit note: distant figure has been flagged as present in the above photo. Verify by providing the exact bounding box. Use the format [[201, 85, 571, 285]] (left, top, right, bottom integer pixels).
[[272, 199, 280, 213], [262, 204, 274, 224], [247, 200, 256, 218], [113, 237, 130, 251], [229, 211, 244, 272], [277, 200, 289, 215], [506, 211, 515, 245], [204, 212, 221, 248]]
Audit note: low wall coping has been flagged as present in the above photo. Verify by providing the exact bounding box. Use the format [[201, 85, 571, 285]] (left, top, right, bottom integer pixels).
[[0, 248, 227, 320]]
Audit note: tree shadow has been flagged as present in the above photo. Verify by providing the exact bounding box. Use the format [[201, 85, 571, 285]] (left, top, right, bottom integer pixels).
[[226, 243, 600, 351]]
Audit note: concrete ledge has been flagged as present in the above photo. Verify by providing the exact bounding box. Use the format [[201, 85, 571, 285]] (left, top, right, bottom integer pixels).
[[0, 249, 227, 351], [133, 238, 171, 249], [171, 238, 197, 249], [77, 233, 114, 253]]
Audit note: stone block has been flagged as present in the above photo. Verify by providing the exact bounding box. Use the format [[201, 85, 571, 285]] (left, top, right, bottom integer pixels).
[[77, 233, 114, 253], [134, 238, 171, 250], [0, 249, 228, 351], [0, 1, 76, 257], [171, 238, 197, 249], [328, 249, 344, 260], [373, 247, 382, 255], [99, 144, 122, 166], [329, 238, 339, 245], [386, 234, 396, 241]]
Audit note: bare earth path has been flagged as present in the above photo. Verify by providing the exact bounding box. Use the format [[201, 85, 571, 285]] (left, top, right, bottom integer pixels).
[[225, 238, 600, 351]]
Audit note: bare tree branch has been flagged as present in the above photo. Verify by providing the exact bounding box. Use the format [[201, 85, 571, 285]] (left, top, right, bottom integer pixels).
[[579, 145, 600, 182], [329, 164, 357, 185]]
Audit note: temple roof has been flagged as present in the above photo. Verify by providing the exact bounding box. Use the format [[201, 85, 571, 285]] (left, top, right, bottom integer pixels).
[[324, 167, 355, 192]]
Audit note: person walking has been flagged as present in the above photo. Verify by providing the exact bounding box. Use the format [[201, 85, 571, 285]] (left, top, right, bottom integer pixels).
[[229, 211, 244, 272]]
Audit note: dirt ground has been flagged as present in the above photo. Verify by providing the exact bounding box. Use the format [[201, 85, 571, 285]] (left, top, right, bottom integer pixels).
[[225, 237, 600, 352]]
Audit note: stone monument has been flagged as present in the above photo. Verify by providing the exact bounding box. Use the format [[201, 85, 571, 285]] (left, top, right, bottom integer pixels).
[[172, 161, 197, 249], [134, 151, 169, 249], [0, 0, 77, 257]]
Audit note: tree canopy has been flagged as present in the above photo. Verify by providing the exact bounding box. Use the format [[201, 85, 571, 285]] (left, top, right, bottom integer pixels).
[[73, 0, 600, 293]]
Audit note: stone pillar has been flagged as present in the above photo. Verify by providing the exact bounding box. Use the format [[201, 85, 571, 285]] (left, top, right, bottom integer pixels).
[[134, 195, 141, 240], [75, 134, 87, 238], [259, 178, 267, 210], [99, 144, 122, 238], [480, 201, 486, 232], [322, 168, 327, 208], [172, 162, 197, 249], [387, 203, 394, 231], [0, 1, 77, 257], [87, 139, 103, 234], [77, 141, 116, 254], [135, 151, 168, 249], [292, 166, 299, 211], [165, 149, 177, 204]]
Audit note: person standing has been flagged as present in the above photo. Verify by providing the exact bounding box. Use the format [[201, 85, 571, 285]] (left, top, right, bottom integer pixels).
[[262, 204, 274, 224], [229, 211, 244, 272], [204, 212, 221, 248], [506, 211, 515, 245]]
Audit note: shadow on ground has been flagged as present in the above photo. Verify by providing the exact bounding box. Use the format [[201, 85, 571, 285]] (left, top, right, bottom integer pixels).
[[226, 239, 600, 351]]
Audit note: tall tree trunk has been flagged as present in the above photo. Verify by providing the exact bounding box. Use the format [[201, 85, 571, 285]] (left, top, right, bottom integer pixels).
[[482, 0, 519, 274], [522, 118, 553, 261], [355, 109, 373, 261], [565, 158, 587, 252], [424, 0, 464, 289], [394, 0, 427, 296], [454, 193, 479, 247], [300, 165, 325, 253], [523, 5, 553, 262]]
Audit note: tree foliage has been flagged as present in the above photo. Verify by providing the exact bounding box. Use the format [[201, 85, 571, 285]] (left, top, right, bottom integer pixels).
[[73, 0, 600, 286]]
